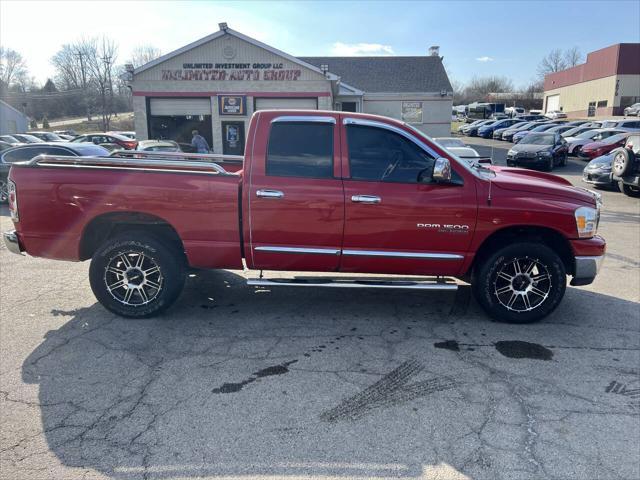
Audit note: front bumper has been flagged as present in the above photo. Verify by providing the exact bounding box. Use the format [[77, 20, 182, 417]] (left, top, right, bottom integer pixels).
[[507, 154, 550, 167], [571, 255, 605, 286], [582, 170, 613, 186], [3, 230, 24, 255]]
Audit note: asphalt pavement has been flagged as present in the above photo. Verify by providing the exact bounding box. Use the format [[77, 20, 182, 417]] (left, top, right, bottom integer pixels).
[[1, 141, 639, 479]]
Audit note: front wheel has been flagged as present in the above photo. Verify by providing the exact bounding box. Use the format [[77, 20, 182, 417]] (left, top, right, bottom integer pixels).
[[89, 233, 186, 318], [619, 181, 640, 198], [472, 243, 566, 323]]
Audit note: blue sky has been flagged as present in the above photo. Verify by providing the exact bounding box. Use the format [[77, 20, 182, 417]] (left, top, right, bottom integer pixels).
[[2, 0, 639, 88]]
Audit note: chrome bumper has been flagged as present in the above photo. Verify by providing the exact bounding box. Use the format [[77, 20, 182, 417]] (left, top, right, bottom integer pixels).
[[3, 230, 24, 255], [571, 255, 605, 286]]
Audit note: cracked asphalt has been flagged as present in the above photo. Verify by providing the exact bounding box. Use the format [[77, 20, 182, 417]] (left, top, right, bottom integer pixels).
[[1, 144, 639, 479]]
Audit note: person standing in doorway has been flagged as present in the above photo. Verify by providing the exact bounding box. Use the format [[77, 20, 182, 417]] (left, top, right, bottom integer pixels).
[[191, 129, 210, 153]]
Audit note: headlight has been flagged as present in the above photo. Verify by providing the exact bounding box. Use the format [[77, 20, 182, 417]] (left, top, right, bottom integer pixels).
[[507, 149, 515, 156], [575, 206, 599, 238]]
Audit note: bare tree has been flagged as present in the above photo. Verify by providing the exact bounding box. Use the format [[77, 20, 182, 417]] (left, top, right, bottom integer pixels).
[[0, 47, 28, 86], [538, 49, 567, 78], [564, 46, 583, 67], [129, 45, 162, 68], [83, 37, 119, 130], [466, 76, 514, 98]]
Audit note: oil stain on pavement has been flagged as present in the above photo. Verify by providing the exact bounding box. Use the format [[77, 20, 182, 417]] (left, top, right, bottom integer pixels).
[[212, 360, 298, 394], [434, 339, 554, 360]]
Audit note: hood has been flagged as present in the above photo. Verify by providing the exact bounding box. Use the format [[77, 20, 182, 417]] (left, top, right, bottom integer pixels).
[[510, 143, 552, 153], [489, 166, 596, 204]]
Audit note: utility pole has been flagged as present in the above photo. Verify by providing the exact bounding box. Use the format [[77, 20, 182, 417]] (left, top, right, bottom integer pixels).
[[75, 50, 91, 121], [101, 53, 113, 131]]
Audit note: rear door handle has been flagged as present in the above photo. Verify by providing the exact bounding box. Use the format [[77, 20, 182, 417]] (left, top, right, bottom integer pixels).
[[351, 195, 381, 204], [256, 189, 284, 199]]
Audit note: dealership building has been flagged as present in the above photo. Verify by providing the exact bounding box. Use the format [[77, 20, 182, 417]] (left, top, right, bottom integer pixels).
[[543, 43, 640, 118], [128, 24, 453, 154]]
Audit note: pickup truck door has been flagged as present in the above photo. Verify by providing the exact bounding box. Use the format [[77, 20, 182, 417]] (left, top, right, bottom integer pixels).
[[246, 113, 344, 271], [340, 118, 477, 276]]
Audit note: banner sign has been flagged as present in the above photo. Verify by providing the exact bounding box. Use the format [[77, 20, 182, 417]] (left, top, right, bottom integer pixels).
[[219, 95, 247, 116], [162, 63, 301, 81], [402, 101, 423, 123]]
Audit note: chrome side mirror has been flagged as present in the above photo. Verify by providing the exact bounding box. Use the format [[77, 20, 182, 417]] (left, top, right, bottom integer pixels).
[[433, 157, 452, 183]]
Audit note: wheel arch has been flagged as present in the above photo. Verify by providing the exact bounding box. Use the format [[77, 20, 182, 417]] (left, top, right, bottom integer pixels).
[[468, 225, 574, 277], [79, 211, 186, 262]]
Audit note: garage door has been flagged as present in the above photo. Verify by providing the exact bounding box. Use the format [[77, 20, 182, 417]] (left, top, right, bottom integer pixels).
[[255, 97, 317, 111], [149, 98, 212, 116], [545, 95, 560, 113]]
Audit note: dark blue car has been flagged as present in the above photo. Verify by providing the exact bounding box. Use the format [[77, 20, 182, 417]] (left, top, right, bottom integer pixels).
[[477, 119, 524, 138]]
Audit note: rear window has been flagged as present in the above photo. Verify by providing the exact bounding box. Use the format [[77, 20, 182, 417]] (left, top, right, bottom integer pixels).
[[2, 146, 72, 163], [266, 122, 333, 178]]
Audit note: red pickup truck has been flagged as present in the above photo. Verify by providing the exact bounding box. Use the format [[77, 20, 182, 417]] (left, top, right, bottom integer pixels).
[[4, 110, 605, 323]]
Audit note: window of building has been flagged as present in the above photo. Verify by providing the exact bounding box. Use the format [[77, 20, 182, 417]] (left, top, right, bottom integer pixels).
[[346, 125, 435, 183], [266, 122, 334, 178], [587, 102, 596, 117], [597, 100, 608, 108], [341, 102, 357, 112]]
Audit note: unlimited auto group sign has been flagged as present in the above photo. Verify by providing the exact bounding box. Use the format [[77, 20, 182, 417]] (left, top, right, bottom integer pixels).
[[162, 63, 302, 81]]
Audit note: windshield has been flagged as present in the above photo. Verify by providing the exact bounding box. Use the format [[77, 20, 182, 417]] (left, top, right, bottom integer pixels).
[[563, 126, 592, 137], [520, 133, 555, 145], [602, 133, 629, 145], [576, 129, 601, 139], [435, 138, 465, 148]]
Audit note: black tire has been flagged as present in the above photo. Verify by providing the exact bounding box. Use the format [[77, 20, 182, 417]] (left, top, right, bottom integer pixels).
[[0, 178, 8, 204], [545, 156, 554, 172], [619, 181, 640, 198], [560, 152, 568, 167], [89, 233, 186, 318], [472, 242, 566, 324], [573, 145, 582, 157], [612, 149, 632, 177]]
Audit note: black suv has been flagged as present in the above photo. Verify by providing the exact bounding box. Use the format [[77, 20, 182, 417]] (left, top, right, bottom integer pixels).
[[611, 134, 640, 197]]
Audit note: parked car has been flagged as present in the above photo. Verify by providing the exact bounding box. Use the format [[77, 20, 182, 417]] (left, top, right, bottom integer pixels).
[[478, 119, 522, 138], [10, 134, 45, 144], [136, 140, 182, 152], [516, 114, 547, 121], [565, 128, 627, 156], [489, 113, 509, 120], [0, 135, 24, 146], [512, 123, 556, 143], [108, 131, 136, 140], [446, 146, 492, 164], [561, 126, 597, 138], [501, 122, 539, 142], [505, 106, 525, 117], [545, 111, 568, 119], [56, 134, 75, 141], [0, 141, 12, 152], [4, 110, 605, 323], [434, 137, 466, 148], [582, 153, 616, 189], [611, 134, 640, 197], [459, 119, 486, 134], [545, 125, 576, 136], [528, 109, 543, 115], [579, 132, 632, 160], [564, 120, 590, 127], [53, 129, 78, 137], [72, 133, 138, 150], [465, 120, 496, 136], [607, 119, 640, 130], [492, 121, 527, 140], [623, 103, 640, 116], [28, 132, 65, 142], [0, 142, 110, 204], [506, 132, 568, 171]]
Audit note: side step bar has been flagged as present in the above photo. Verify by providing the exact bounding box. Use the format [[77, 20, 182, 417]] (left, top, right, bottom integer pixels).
[[247, 276, 458, 290]]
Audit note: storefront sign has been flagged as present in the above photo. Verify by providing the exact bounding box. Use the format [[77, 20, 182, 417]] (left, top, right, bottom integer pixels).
[[402, 102, 423, 123], [162, 62, 301, 81], [219, 95, 246, 116]]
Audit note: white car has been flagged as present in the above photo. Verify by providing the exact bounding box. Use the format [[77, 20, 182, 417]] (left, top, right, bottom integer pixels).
[[565, 128, 627, 155], [434, 137, 466, 148], [545, 110, 568, 119]]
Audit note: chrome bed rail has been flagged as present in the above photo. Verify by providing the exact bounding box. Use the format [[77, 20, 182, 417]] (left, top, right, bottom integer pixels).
[[28, 154, 239, 176], [110, 150, 244, 164]]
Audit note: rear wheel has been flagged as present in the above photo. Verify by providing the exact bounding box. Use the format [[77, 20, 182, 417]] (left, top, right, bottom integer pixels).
[[89, 233, 186, 318], [472, 243, 566, 323], [560, 152, 568, 167], [573, 145, 582, 157]]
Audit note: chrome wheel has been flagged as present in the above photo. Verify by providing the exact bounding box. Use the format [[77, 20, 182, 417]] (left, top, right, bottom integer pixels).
[[494, 257, 551, 312], [104, 251, 163, 306], [613, 152, 626, 172], [0, 179, 8, 203]]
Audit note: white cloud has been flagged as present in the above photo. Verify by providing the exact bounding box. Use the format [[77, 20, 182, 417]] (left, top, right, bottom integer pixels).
[[331, 42, 395, 56], [476, 56, 494, 62]]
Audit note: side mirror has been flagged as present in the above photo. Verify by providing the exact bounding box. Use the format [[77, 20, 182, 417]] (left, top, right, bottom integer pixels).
[[432, 157, 452, 183]]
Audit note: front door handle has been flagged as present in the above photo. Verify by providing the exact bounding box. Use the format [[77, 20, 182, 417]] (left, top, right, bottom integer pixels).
[[256, 189, 284, 199], [351, 195, 381, 204]]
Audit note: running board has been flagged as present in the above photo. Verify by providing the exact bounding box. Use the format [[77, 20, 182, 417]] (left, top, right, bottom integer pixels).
[[247, 276, 458, 290]]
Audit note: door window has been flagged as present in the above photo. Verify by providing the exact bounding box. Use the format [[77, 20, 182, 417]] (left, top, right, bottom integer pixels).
[[1, 147, 71, 163], [346, 125, 435, 183], [266, 122, 333, 178]]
